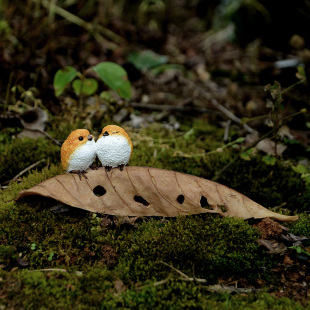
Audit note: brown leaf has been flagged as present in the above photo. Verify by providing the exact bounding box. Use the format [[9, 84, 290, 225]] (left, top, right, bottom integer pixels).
[[257, 239, 287, 255], [16, 167, 298, 221]]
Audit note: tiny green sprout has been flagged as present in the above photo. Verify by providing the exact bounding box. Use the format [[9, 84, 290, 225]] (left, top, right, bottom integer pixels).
[[183, 128, 195, 141], [30, 243, 36, 250], [296, 65, 306, 79], [127, 50, 168, 71], [240, 147, 255, 161], [289, 246, 310, 256], [48, 252, 54, 261], [262, 155, 276, 166]]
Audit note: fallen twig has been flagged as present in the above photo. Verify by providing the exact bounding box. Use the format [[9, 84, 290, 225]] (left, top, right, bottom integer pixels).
[[158, 261, 207, 283], [28, 268, 83, 276], [29, 268, 67, 273], [25, 128, 62, 146], [129, 102, 216, 114], [12, 159, 46, 182], [38, 0, 123, 49], [224, 120, 231, 142]]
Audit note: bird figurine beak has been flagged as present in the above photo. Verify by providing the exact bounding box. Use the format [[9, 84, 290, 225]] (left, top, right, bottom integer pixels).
[[87, 135, 93, 141], [103, 131, 109, 136]]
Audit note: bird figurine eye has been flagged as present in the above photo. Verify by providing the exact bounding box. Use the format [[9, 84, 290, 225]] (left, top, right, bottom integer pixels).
[[113, 131, 120, 134], [78, 136, 84, 141]]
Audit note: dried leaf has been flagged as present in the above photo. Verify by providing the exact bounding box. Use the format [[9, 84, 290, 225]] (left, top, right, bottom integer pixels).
[[257, 239, 287, 255], [280, 233, 309, 243], [16, 167, 298, 221], [256, 138, 287, 156]]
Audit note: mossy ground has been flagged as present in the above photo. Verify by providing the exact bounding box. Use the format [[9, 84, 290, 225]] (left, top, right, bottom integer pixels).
[[0, 119, 310, 309]]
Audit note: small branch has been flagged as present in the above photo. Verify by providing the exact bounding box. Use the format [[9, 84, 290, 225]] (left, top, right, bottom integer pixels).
[[223, 120, 231, 142], [129, 102, 216, 114], [153, 277, 172, 287], [178, 76, 257, 134], [28, 268, 83, 276], [38, 0, 123, 49], [158, 261, 207, 283], [29, 268, 67, 273], [12, 159, 46, 182], [25, 128, 62, 146]]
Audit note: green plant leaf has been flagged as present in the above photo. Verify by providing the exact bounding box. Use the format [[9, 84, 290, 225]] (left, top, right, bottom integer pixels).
[[127, 50, 168, 71], [292, 164, 308, 174], [296, 65, 306, 79], [93, 62, 131, 99], [48, 252, 54, 261], [183, 128, 195, 141], [150, 64, 183, 76], [262, 155, 276, 166], [72, 78, 98, 96], [240, 148, 254, 161], [99, 91, 115, 102], [53, 66, 78, 97]]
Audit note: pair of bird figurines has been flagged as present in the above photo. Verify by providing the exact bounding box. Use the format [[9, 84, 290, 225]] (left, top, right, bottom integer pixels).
[[61, 125, 133, 180]]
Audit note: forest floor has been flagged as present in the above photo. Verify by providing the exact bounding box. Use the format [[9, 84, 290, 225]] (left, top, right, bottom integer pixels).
[[1, 2, 310, 309]]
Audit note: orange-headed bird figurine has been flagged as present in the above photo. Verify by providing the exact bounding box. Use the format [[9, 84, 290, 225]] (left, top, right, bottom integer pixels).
[[96, 125, 133, 171], [61, 129, 96, 179]]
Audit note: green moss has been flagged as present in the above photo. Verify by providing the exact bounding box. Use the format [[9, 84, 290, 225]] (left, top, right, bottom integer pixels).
[[116, 216, 271, 283], [129, 122, 229, 177], [0, 164, 63, 204], [0, 137, 60, 183], [0, 270, 307, 309], [0, 268, 115, 309], [290, 213, 310, 246], [214, 157, 310, 213]]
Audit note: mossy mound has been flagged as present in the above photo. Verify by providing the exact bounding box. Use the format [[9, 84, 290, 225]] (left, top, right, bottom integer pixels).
[[215, 157, 310, 213], [290, 213, 310, 246], [118, 216, 268, 283], [0, 136, 60, 183], [0, 269, 307, 309]]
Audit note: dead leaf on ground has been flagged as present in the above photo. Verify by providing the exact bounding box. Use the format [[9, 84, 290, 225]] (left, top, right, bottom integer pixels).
[[16, 167, 298, 221], [257, 239, 288, 255]]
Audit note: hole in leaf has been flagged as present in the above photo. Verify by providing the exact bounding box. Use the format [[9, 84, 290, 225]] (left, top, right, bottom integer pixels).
[[219, 205, 227, 213], [177, 195, 185, 204], [200, 195, 211, 209], [134, 195, 149, 206], [93, 185, 106, 197]]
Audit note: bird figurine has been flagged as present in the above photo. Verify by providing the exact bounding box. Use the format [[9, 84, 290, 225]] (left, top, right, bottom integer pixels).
[[96, 125, 133, 171], [61, 129, 97, 180]]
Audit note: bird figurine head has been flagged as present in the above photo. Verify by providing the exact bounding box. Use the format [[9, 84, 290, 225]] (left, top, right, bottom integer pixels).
[[96, 125, 133, 171], [61, 129, 97, 179]]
